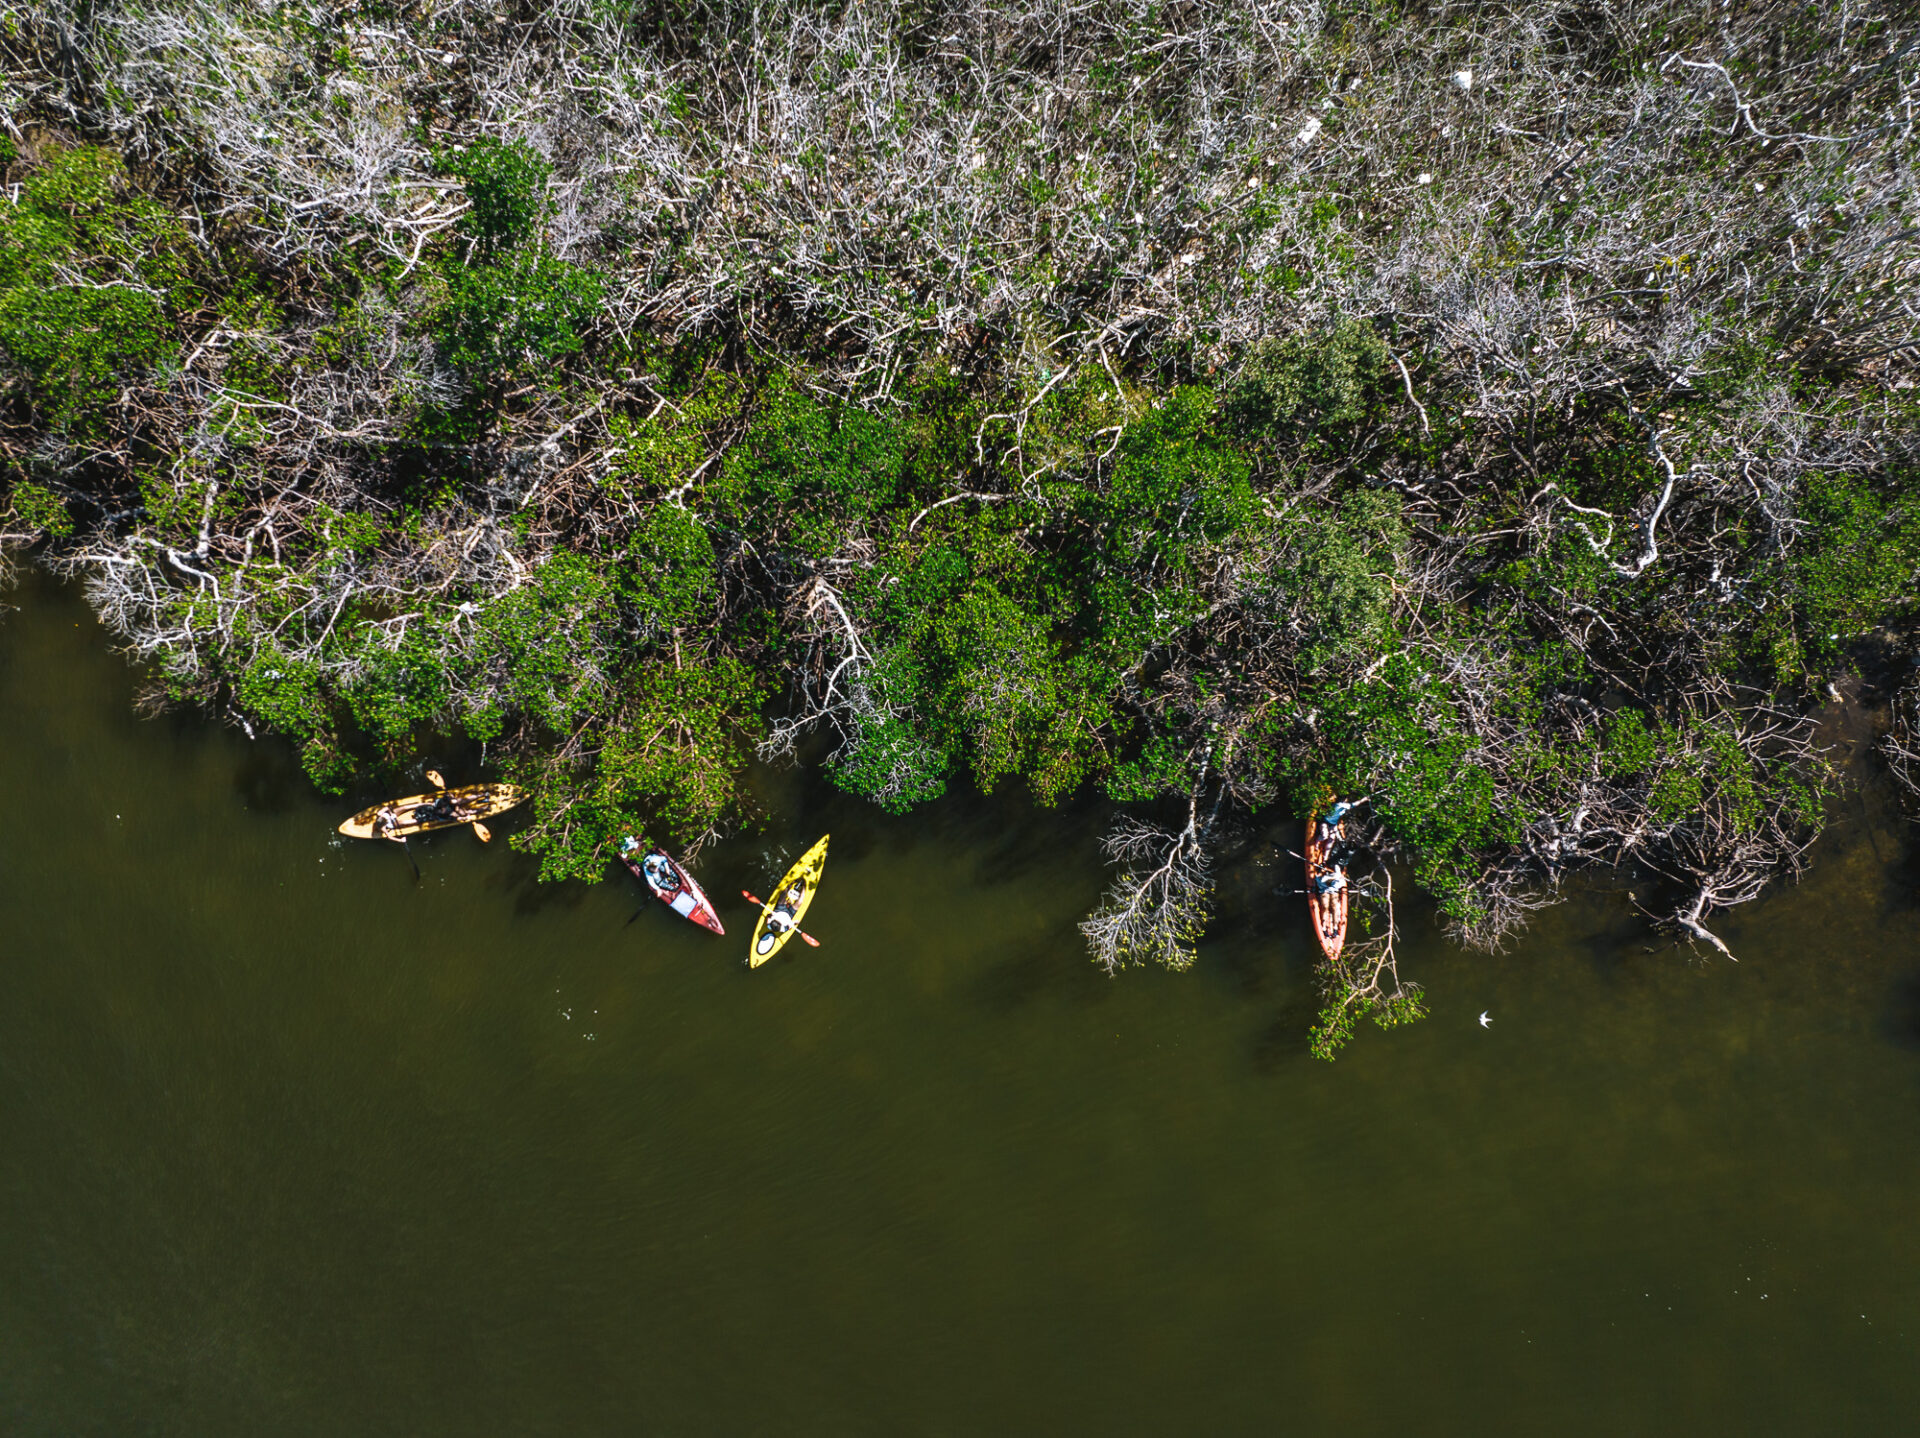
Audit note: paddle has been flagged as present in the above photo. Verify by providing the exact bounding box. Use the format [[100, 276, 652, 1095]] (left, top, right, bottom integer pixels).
[[387, 832, 421, 880], [426, 770, 491, 842], [741, 890, 820, 947]]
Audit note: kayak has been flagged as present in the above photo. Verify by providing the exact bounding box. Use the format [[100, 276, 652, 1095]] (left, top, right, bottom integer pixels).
[[1305, 810, 1348, 963], [618, 836, 724, 935], [750, 835, 828, 967], [338, 782, 525, 840]]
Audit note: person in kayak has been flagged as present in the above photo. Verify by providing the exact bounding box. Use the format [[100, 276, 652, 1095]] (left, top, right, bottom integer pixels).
[[413, 792, 464, 825], [643, 853, 681, 894], [1317, 798, 1355, 843], [1310, 867, 1348, 897], [764, 881, 806, 936]]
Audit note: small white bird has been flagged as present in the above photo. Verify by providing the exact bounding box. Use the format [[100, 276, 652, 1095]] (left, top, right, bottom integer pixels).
[[1478, 1011, 1492, 1028]]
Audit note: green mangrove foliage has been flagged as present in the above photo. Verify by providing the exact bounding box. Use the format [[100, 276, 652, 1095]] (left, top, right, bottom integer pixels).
[[5, 0, 1918, 1057], [434, 139, 604, 377], [0, 145, 185, 441]]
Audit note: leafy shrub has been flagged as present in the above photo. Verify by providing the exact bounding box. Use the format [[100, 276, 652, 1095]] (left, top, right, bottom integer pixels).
[[1106, 731, 1197, 802], [1649, 766, 1705, 824], [840, 505, 1124, 809], [237, 650, 353, 790], [1601, 708, 1658, 778], [620, 503, 718, 633], [314, 506, 386, 558], [513, 656, 766, 880], [712, 378, 910, 559], [6, 480, 75, 538], [830, 691, 952, 813], [924, 582, 1065, 792], [1222, 317, 1388, 441], [0, 285, 170, 436], [1786, 469, 1920, 667], [434, 248, 604, 375], [607, 409, 702, 492], [1291, 489, 1407, 670], [442, 138, 552, 255], [1309, 986, 1428, 1064], [468, 551, 616, 731], [343, 628, 456, 755], [0, 145, 186, 439], [1072, 385, 1254, 656]]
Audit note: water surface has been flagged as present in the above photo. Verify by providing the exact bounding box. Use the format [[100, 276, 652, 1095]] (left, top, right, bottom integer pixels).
[[2, 577, 1917, 1435]]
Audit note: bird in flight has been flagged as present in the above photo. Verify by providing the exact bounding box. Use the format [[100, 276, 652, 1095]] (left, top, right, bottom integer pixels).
[[1478, 1011, 1492, 1028]]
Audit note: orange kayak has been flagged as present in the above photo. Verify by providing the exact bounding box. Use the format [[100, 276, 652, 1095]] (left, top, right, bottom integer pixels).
[[1305, 812, 1348, 962]]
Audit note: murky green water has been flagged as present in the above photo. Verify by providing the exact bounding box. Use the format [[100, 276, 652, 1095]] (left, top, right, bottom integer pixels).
[[3, 575, 1918, 1435]]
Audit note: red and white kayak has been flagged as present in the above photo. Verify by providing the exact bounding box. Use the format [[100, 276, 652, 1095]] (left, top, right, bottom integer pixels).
[[618, 836, 725, 935]]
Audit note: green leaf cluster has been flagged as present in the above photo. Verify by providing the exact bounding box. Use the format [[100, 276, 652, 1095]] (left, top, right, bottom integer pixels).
[[432, 138, 601, 380], [0, 145, 187, 439], [1600, 707, 1658, 778], [1222, 317, 1389, 443], [832, 511, 1119, 810], [1068, 385, 1256, 657], [435, 247, 604, 376], [711, 378, 911, 559], [6, 480, 74, 538], [620, 503, 719, 633], [440, 138, 552, 256], [1780, 468, 1920, 671], [1289, 489, 1407, 671], [469, 550, 617, 732], [344, 627, 457, 756], [237, 650, 354, 789], [783, 382, 1257, 813], [1309, 985, 1428, 1063]]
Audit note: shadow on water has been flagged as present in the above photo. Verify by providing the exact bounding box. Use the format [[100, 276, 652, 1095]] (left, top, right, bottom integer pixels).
[[970, 935, 1114, 1015], [503, 848, 593, 917], [1884, 969, 1920, 1052], [229, 733, 308, 814], [974, 811, 1110, 889], [1248, 990, 1329, 1074]]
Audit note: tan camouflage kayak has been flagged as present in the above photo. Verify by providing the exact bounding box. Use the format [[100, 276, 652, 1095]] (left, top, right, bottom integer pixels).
[[337, 782, 525, 841]]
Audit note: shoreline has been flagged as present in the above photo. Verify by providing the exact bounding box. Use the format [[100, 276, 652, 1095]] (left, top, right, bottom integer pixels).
[[6, 6, 1919, 1055]]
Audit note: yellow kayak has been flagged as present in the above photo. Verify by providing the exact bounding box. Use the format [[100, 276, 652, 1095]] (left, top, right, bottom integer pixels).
[[750, 835, 829, 967]]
